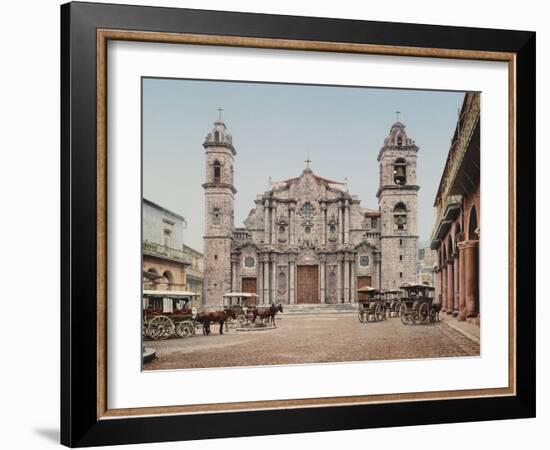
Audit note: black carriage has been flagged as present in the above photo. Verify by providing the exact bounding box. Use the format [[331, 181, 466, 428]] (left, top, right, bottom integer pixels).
[[384, 289, 404, 318], [142, 290, 200, 340], [357, 286, 386, 323], [399, 284, 441, 325], [222, 292, 258, 328]]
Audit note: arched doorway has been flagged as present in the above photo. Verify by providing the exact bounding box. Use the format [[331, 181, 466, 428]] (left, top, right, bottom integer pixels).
[[162, 270, 174, 290]]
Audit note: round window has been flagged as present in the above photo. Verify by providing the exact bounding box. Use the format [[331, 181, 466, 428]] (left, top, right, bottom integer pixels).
[[359, 256, 369, 267]]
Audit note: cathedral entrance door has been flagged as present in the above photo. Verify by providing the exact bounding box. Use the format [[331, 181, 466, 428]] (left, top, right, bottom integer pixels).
[[241, 277, 257, 305], [297, 265, 319, 303], [357, 276, 373, 290]]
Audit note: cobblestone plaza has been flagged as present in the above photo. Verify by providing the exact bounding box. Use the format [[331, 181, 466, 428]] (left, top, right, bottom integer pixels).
[[144, 312, 479, 370]]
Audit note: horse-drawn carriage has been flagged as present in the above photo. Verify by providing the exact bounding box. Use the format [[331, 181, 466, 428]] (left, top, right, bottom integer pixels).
[[399, 284, 441, 325], [357, 286, 387, 323], [221, 293, 283, 329], [142, 290, 200, 340], [222, 292, 258, 328], [384, 289, 404, 318]]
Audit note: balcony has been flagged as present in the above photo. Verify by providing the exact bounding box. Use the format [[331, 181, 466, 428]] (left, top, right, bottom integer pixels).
[[430, 195, 462, 249], [142, 241, 191, 264], [364, 232, 381, 240], [434, 93, 480, 204], [234, 229, 251, 240]]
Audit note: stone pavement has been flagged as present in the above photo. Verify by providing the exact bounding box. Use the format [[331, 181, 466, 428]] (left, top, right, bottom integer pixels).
[[144, 312, 480, 370], [439, 313, 480, 344]]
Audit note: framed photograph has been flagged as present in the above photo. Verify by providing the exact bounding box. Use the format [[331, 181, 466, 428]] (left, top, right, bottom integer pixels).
[[61, 1, 535, 447]]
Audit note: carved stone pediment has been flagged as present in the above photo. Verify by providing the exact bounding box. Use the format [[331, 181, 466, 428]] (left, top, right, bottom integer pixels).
[[297, 248, 318, 265]]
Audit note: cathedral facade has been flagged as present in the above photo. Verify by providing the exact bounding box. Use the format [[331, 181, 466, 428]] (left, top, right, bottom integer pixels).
[[202, 117, 419, 306]]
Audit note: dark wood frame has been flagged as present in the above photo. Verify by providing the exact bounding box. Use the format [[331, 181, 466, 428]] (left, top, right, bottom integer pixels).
[[61, 1, 535, 447]]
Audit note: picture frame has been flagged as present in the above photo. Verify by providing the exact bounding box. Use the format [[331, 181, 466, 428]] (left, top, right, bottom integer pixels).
[[60, 1, 535, 447]]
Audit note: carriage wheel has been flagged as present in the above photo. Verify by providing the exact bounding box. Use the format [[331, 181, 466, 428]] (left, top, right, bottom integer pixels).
[[175, 321, 190, 338], [391, 302, 399, 318], [419, 303, 430, 324], [398, 303, 407, 319], [410, 308, 419, 325], [176, 320, 194, 337], [237, 313, 247, 327], [374, 304, 385, 322], [429, 308, 438, 323], [183, 321, 195, 336], [224, 317, 235, 330], [400, 309, 410, 325], [148, 316, 175, 340]]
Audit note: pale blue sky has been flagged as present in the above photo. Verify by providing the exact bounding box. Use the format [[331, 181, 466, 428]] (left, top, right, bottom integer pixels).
[[143, 78, 466, 253]]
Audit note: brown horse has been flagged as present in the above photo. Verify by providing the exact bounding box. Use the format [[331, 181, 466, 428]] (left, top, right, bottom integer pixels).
[[267, 303, 284, 327], [252, 303, 283, 327], [251, 306, 271, 324], [197, 309, 236, 335]]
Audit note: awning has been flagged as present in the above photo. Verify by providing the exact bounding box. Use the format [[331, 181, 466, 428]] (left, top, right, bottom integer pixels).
[[357, 286, 383, 294]]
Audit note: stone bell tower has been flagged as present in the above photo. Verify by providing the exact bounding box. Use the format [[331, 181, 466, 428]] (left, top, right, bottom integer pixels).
[[202, 111, 236, 306], [377, 116, 419, 289]]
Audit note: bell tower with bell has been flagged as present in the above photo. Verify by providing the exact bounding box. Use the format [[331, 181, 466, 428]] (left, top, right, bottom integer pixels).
[[202, 109, 236, 306], [377, 112, 420, 289]]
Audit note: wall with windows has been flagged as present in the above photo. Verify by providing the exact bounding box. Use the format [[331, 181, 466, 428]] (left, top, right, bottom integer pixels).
[[142, 198, 186, 250]]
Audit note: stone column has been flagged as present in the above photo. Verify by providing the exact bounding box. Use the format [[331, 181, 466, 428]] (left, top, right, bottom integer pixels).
[[231, 259, 237, 292], [338, 204, 343, 245], [289, 259, 296, 304], [434, 252, 443, 307], [343, 257, 350, 302], [271, 256, 277, 304], [441, 263, 448, 312], [263, 259, 270, 304], [458, 240, 479, 318], [320, 258, 326, 304], [264, 201, 270, 244], [271, 203, 277, 245], [434, 268, 441, 303], [344, 200, 350, 244], [458, 244, 466, 312], [374, 252, 382, 289], [447, 256, 455, 314], [350, 257, 356, 303], [320, 204, 326, 245], [336, 256, 343, 303], [453, 253, 459, 316], [289, 206, 295, 245], [446, 258, 454, 315], [258, 258, 264, 304]]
